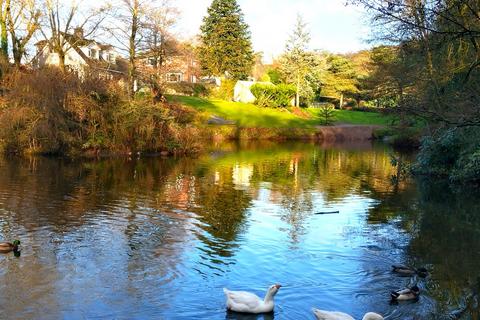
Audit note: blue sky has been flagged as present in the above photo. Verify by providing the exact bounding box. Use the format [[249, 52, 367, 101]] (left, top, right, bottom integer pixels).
[[176, 0, 370, 61]]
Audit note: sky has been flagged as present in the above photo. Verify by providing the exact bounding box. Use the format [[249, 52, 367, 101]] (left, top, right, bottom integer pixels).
[[175, 0, 371, 62]]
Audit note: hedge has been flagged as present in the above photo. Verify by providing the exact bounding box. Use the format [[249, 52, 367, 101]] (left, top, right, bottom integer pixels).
[[250, 83, 296, 108]]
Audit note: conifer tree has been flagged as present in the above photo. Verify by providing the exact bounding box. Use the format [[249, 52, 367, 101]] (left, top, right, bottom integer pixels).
[[280, 15, 318, 107], [198, 0, 254, 80]]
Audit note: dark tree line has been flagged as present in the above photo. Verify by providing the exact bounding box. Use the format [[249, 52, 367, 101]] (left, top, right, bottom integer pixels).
[[351, 0, 480, 127]]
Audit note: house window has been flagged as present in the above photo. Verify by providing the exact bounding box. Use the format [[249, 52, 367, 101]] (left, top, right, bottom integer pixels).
[[89, 49, 97, 59], [167, 73, 182, 82]]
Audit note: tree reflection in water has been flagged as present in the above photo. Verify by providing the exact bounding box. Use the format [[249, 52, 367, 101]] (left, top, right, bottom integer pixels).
[[0, 142, 479, 319]]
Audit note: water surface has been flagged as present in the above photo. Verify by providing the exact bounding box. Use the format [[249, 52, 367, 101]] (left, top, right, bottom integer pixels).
[[0, 142, 479, 319]]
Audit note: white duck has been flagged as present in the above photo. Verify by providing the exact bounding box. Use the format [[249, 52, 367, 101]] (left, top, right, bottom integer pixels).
[[223, 284, 281, 313], [313, 308, 384, 320]]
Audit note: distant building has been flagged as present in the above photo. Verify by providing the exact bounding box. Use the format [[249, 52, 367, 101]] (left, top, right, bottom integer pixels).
[[34, 28, 125, 77], [139, 43, 200, 84]]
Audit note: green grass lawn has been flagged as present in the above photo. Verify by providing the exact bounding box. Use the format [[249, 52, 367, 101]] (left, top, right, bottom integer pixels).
[[308, 108, 395, 126], [169, 95, 394, 128]]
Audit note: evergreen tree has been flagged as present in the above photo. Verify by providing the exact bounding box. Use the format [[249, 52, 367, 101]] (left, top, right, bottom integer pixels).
[[280, 15, 319, 107], [198, 0, 254, 80], [321, 55, 359, 108]]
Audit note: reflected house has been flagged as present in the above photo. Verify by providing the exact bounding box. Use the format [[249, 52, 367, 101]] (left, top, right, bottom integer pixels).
[[232, 164, 254, 190], [163, 175, 197, 210], [34, 27, 126, 78]]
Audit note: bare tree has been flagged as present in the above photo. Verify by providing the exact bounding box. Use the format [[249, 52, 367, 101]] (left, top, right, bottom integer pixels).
[[106, 0, 149, 97], [143, 0, 179, 70], [7, 0, 41, 66], [41, 0, 109, 72]]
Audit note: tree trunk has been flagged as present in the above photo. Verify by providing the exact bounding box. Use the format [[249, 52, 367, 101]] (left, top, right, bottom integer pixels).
[[296, 74, 300, 107], [0, 0, 9, 60], [58, 52, 66, 72], [339, 93, 344, 109], [126, 0, 139, 99], [128, 15, 138, 98], [11, 37, 23, 66], [12, 45, 20, 66]]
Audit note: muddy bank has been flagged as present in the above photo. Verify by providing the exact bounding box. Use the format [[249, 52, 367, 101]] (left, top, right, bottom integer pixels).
[[314, 125, 381, 142], [206, 125, 381, 143]]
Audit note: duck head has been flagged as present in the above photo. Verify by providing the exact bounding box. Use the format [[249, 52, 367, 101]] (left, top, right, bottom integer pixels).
[[12, 240, 20, 249], [264, 284, 281, 302], [362, 312, 384, 320], [269, 284, 281, 295], [416, 267, 428, 278], [410, 285, 420, 295], [312, 308, 324, 319]]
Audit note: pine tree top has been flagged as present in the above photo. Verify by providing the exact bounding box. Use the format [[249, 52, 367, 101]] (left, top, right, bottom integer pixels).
[[198, 0, 254, 80]]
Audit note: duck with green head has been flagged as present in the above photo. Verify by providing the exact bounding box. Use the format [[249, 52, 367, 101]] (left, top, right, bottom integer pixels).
[[0, 240, 21, 254]]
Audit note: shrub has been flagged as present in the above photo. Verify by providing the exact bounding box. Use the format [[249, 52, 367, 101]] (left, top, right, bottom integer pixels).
[[250, 83, 295, 108], [165, 82, 209, 97], [209, 79, 236, 101], [0, 67, 201, 156], [318, 103, 336, 125], [451, 149, 480, 182], [412, 127, 480, 182], [266, 68, 282, 84]]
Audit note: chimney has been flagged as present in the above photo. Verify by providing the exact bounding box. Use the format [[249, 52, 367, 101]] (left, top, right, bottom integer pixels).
[[73, 27, 84, 39]]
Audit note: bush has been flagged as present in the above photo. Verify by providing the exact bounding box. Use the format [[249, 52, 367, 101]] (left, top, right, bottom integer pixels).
[[209, 79, 236, 101], [0, 67, 201, 156], [266, 68, 282, 85], [451, 150, 480, 182], [165, 81, 209, 97], [412, 127, 480, 182], [250, 83, 295, 108]]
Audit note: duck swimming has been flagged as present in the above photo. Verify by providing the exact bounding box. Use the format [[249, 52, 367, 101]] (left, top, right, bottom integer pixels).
[[312, 309, 383, 320], [0, 240, 20, 254], [392, 265, 428, 278], [391, 285, 420, 301], [223, 284, 281, 314]]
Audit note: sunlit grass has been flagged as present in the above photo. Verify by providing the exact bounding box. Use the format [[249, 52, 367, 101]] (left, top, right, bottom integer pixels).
[[308, 108, 395, 126], [169, 95, 394, 128]]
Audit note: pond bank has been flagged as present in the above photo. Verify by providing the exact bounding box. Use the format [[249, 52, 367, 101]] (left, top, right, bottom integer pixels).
[[204, 124, 381, 142]]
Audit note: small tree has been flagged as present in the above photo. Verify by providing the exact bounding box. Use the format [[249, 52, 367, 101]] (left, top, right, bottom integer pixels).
[[280, 15, 319, 107], [198, 0, 254, 80], [319, 104, 335, 125]]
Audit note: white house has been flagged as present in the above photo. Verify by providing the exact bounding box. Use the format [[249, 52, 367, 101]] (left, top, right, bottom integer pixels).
[[35, 28, 124, 77]]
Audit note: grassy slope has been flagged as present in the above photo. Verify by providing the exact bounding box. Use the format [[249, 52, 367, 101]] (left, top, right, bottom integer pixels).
[[170, 95, 393, 128], [308, 108, 395, 126]]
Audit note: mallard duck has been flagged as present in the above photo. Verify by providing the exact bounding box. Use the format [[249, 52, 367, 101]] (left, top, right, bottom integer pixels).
[[223, 284, 281, 314], [0, 240, 20, 253], [392, 265, 428, 278], [312, 309, 383, 320], [391, 285, 420, 301]]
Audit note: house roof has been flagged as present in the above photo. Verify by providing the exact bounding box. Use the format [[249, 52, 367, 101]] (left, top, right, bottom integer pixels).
[[35, 32, 112, 51], [35, 31, 126, 74]]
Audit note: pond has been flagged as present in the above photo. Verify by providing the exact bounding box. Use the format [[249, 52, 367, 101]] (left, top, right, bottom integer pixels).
[[0, 141, 479, 319]]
